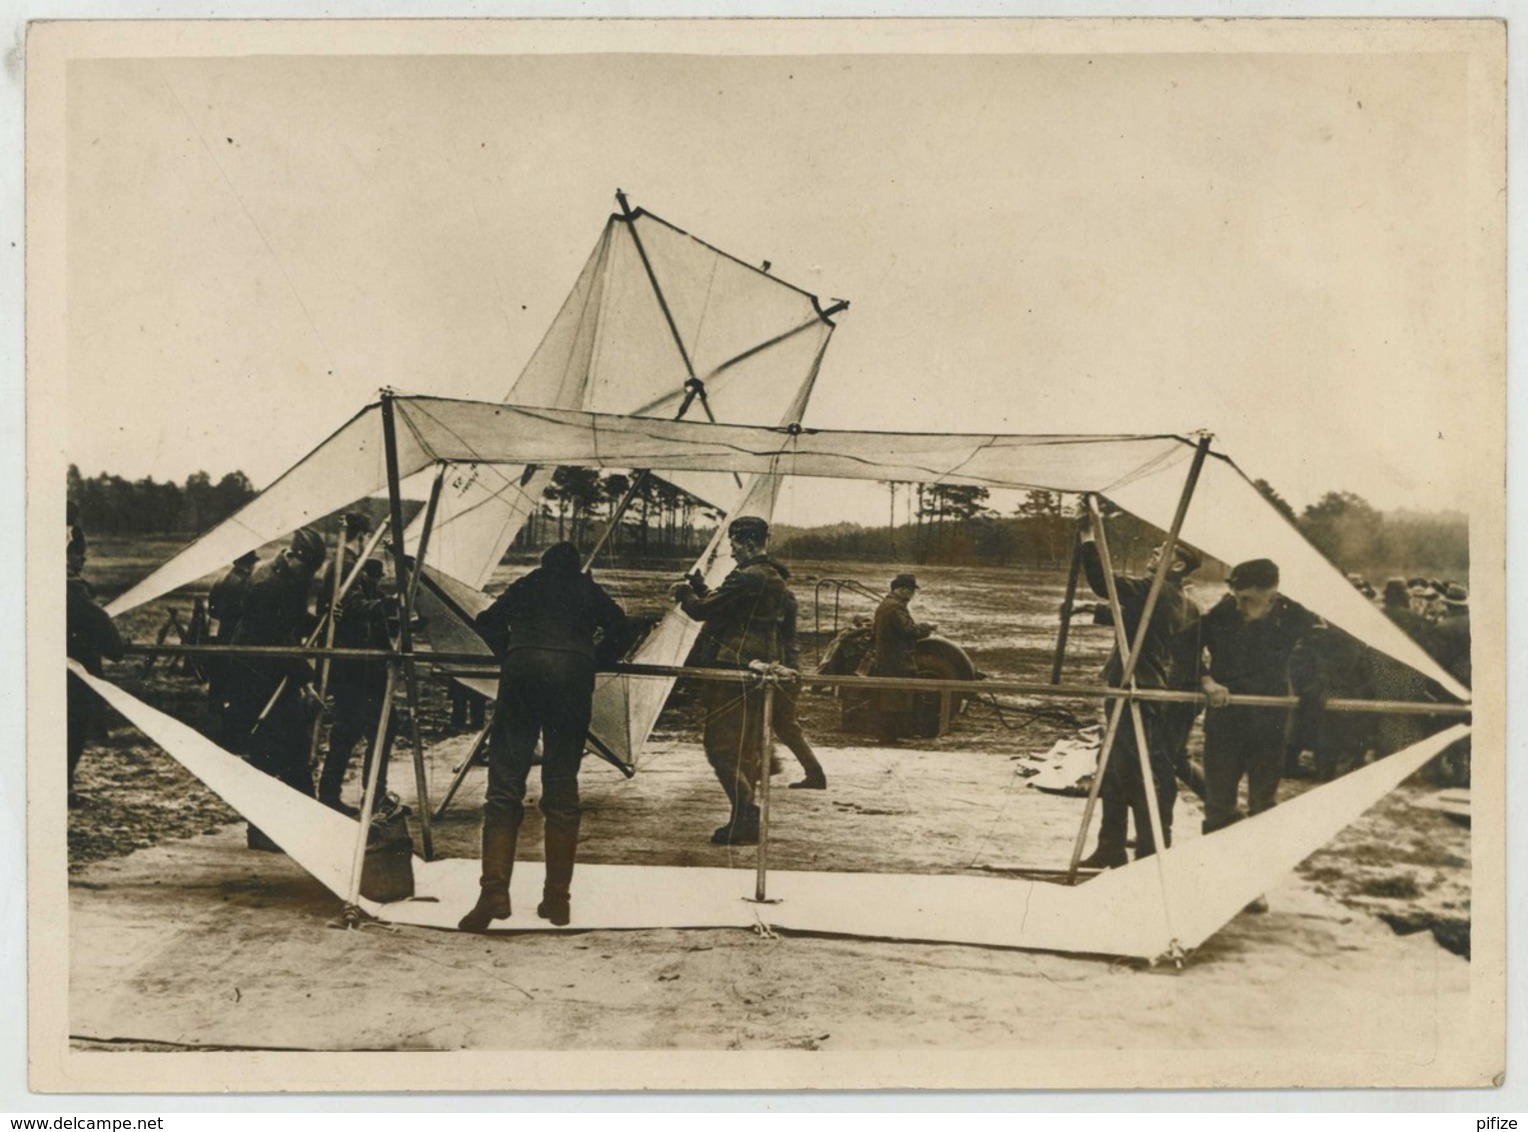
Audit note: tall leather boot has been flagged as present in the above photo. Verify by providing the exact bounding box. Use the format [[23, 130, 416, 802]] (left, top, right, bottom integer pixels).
[[317, 744, 359, 818], [458, 814, 519, 931], [1079, 796, 1129, 869], [785, 736, 827, 790], [537, 816, 581, 926]]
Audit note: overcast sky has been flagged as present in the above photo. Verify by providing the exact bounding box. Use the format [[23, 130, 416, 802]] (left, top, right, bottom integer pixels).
[[63, 30, 1499, 527]]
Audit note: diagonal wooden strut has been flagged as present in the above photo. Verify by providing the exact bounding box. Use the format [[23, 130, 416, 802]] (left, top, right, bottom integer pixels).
[[1065, 435, 1212, 935]]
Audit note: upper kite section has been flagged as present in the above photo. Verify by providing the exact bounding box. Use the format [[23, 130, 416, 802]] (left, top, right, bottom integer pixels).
[[405, 203, 842, 590]]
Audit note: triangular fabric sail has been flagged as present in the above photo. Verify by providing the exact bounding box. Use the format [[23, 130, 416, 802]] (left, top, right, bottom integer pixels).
[[67, 660, 389, 916], [104, 404, 418, 617], [1107, 451, 1466, 702], [402, 220, 615, 590], [404, 207, 837, 591], [108, 396, 1465, 698], [412, 566, 495, 667], [70, 660, 1466, 957], [588, 473, 784, 766]]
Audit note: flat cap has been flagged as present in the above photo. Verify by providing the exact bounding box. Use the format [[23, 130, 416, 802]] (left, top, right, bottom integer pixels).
[[727, 516, 769, 540], [1227, 558, 1279, 590], [288, 526, 326, 569]]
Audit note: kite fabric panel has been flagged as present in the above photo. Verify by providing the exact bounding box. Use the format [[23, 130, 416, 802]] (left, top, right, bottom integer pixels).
[[399, 222, 614, 588], [110, 394, 1464, 695], [588, 472, 785, 765], [68, 661, 385, 916], [391, 397, 1194, 493], [70, 660, 1465, 959], [411, 462, 559, 594], [402, 209, 836, 591], [1108, 454, 1469, 701], [413, 567, 496, 663], [1155, 722, 1470, 952], [104, 404, 432, 617], [386, 398, 1464, 694]]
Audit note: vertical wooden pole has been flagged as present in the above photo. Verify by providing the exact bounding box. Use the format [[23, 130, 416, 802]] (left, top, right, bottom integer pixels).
[[755, 677, 776, 903], [346, 662, 399, 917], [307, 519, 349, 771], [1050, 535, 1084, 684], [379, 393, 435, 861]]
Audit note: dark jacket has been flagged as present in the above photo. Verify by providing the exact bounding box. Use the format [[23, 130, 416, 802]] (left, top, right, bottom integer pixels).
[[679, 555, 792, 668], [208, 562, 255, 643], [1080, 541, 1189, 690], [871, 592, 932, 677], [476, 565, 626, 664], [1199, 592, 1324, 699], [67, 575, 124, 676], [1429, 612, 1471, 688], [781, 586, 804, 672], [229, 556, 318, 699], [319, 554, 393, 685]]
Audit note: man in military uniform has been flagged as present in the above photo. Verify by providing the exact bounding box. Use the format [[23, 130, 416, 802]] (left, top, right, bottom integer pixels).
[[316, 516, 398, 816], [227, 527, 326, 850], [869, 574, 935, 744], [1197, 558, 1324, 836], [671, 516, 793, 845], [67, 555, 124, 801], [775, 575, 827, 790], [1076, 521, 1200, 868], [458, 541, 627, 931], [206, 549, 258, 744], [1431, 583, 1471, 689]]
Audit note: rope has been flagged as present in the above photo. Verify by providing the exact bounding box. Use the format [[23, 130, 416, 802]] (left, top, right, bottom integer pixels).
[[973, 691, 1087, 731]]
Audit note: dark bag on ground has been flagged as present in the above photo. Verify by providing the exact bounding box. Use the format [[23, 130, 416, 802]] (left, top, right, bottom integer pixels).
[[360, 810, 416, 903]]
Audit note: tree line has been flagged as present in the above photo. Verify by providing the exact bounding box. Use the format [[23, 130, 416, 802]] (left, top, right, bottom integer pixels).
[[68, 465, 259, 536], [774, 481, 1468, 579], [510, 467, 724, 557], [70, 462, 1467, 580]]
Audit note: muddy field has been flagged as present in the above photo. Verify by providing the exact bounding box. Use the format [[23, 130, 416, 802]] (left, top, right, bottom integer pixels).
[[60, 540, 1475, 1069]]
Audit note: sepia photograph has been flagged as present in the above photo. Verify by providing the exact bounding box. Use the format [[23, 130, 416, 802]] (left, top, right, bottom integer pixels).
[[23, 16, 1507, 1095]]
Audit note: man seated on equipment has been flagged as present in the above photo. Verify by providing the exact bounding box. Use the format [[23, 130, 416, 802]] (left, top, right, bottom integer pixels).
[[870, 574, 935, 744]]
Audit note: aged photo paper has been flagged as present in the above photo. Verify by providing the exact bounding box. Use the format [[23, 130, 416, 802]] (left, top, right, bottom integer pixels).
[[25, 17, 1507, 1094]]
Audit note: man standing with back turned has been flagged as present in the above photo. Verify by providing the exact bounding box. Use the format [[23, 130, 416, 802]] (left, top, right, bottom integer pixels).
[[459, 541, 627, 931]]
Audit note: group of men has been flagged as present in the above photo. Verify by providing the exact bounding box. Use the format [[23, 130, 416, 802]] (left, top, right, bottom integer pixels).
[[207, 514, 399, 847], [1076, 515, 1331, 873], [1072, 521, 1476, 881], [69, 489, 1466, 926], [1379, 576, 1471, 688]]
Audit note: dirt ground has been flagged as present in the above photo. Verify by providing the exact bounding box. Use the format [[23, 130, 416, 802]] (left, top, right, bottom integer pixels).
[[63, 550, 1474, 1071]]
